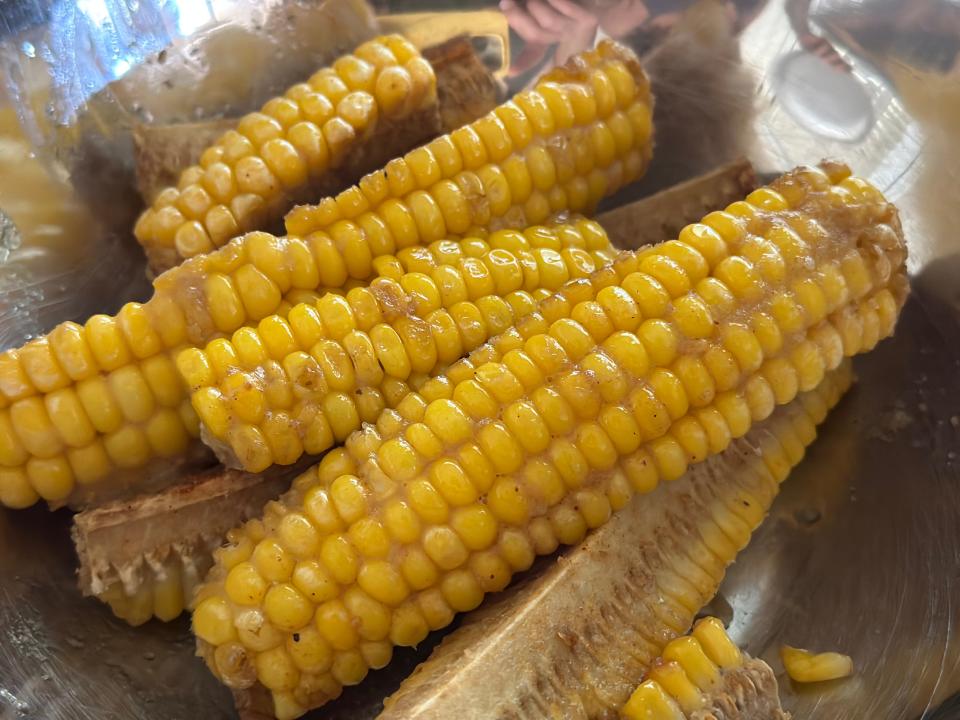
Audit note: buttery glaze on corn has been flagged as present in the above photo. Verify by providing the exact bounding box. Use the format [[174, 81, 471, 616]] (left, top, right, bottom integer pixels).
[[0, 42, 653, 509], [179, 220, 616, 472], [192, 162, 908, 719], [134, 35, 437, 270], [621, 618, 788, 720]]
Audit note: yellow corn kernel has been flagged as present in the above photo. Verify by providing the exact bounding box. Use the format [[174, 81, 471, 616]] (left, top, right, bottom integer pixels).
[[781, 644, 854, 683]]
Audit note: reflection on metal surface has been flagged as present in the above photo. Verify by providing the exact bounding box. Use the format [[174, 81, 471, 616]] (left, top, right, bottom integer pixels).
[[773, 50, 874, 142], [0, 0, 958, 719]]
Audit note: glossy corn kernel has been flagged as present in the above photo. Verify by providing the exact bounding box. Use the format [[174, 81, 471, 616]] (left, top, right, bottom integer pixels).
[[780, 644, 854, 683], [283, 41, 654, 254], [182, 222, 616, 471], [195, 357, 852, 719], [134, 35, 438, 272], [620, 617, 789, 720]]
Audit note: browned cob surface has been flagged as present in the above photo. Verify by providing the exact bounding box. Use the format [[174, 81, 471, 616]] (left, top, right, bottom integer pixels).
[[621, 617, 789, 720], [73, 465, 297, 625], [134, 119, 236, 203], [375, 366, 849, 720], [595, 158, 756, 250]]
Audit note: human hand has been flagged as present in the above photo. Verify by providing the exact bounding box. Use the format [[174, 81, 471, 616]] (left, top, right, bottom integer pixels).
[[500, 0, 600, 75], [798, 31, 852, 72]]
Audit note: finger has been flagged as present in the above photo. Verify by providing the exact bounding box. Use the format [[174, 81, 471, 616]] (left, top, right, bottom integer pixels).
[[508, 41, 552, 76], [501, 0, 564, 44], [527, 0, 572, 33], [545, 0, 597, 23]]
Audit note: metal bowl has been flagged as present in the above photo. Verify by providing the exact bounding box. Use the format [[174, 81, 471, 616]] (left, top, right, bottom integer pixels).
[[0, 1, 957, 718]]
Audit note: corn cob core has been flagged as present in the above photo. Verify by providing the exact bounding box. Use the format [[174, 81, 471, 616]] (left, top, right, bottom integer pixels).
[[621, 617, 788, 720], [179, 220, 616, 472], [134, 35, 437, 270], [192, 163, 906, 718], [283, 40, 654, 254]]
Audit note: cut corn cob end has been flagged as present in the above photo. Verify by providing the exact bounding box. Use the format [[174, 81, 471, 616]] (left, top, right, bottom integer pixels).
[[95, 548, 210, 626], [621, 617, 785, 720], [179, 220, 616, 472], [133, 34, 437, 270], [781, 644, 854, 683], [283, 40, 654, 250]]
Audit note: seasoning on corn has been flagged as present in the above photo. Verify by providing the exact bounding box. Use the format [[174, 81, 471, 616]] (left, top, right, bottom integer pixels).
[[283, 40, 655, 254], [379, 367, 850, 720], [72, 466, 296, 626], [134, 35, 442, 274], [193, 162, 907, 719], [620, 618, 788, 720], [0, 270, 333, 510], [180, 220, 616, 472], [82, 162, 763, 624], [781, 644, 854, 683]]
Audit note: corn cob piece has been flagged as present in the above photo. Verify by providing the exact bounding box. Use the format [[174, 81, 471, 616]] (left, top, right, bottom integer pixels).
[[283, 40, 654, 255], [179, 220, 616, 472], [620, 618, 789, 720], [192, 162, 906, 718], [780, 645, 853, 683], [0, 218, 602, 510], [133, 34, 443, 274], [73, 466, 295, 626], [0, 223, 342, 511], [236, 365, 850, 720]]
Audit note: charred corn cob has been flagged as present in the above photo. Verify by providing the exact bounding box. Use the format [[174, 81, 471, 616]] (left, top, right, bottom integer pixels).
[[179, 220, 616, 472], [236, 366, 850, 720], [283, 40, 654, 255], [134, 34, 441, 273], [73, 466, 298, 626], [193, 162, 905, 718], [780, 644, 853, 683], [621, 618, 788, 720]]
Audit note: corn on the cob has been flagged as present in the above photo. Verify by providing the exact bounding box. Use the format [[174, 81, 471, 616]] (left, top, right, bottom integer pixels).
[[780, 644, 853, 683], [73, 466, 297, 626], [241, 365, 852, 720], [134, 34, 441, 273], [179, 220, 616, 472], [283, 40, 654, 255], [620, 618, 788, 720], [378, 369, 847, 720], [193, 162, 905, 719], [0, 278, 312, 510]]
